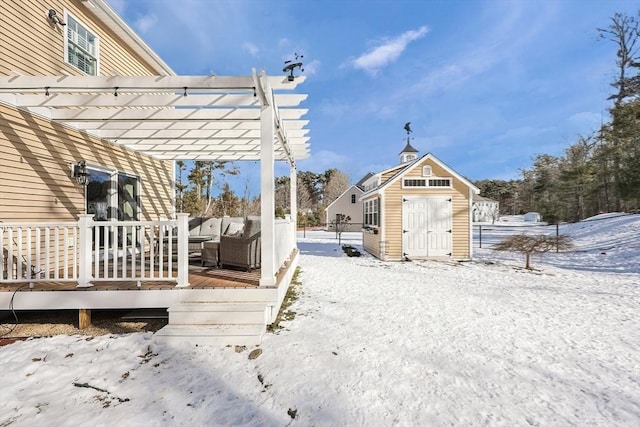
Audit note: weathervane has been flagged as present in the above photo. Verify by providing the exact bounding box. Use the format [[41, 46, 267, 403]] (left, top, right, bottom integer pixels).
[[283, 53, 304, 82]]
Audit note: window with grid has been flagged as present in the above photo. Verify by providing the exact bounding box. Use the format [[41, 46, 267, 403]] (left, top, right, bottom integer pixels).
[[65, 13, 98, 75], [403, 177, 452, 188], [364, 198, 379, 226], [351, 194, 356, 204], [428, 178, 451, 187]]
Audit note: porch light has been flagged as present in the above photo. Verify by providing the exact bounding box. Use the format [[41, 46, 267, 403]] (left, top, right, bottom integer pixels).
[[72, 160, 89, 186], [47, 9, 66, 26]]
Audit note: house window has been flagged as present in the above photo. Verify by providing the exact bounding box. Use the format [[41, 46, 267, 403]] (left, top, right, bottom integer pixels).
[[422, 166, 432, 176], [86, 168, 140, 222], [351, 194, 356, 204], [403, 178, 452, 188], [65, 12, 99, 75], [364, 198, 379, 227]]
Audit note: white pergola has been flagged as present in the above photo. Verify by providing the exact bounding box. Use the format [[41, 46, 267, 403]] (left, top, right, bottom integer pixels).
[[0, 70, 309, 286]]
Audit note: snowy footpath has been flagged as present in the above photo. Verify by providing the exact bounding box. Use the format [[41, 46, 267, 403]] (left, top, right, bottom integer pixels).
[[1, 217, 639, 426]]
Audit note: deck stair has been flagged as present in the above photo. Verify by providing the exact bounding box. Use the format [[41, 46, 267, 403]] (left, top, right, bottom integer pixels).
[[154, 302, 268, 346]]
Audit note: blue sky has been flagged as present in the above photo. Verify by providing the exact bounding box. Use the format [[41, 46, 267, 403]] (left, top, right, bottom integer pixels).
[[108, 0, 638, 196]]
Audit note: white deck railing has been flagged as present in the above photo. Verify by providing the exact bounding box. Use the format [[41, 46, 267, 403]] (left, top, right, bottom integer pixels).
[[0, 214, 191, 288], [1, 214, 298, 288], [274, 217, 296, 273]]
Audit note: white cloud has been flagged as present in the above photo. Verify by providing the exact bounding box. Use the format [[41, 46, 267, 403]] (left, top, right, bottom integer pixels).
[[242, 42, 260, 57], [302, 59, 320, 76], [135, 13, 157, 35], [349, 26, 429, 75]]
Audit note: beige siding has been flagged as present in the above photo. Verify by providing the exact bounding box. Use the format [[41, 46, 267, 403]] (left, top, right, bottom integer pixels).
[[0, 103, 173, 222], [0, 0, 160, 77], [381, 158, 471, 260], [362, 231, 382, 258], [325, 187, 363, 231], [0, 1, 173, 223]]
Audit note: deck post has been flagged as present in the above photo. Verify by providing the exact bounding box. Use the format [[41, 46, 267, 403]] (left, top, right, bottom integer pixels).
[[176, 213, 190, 287], [77, 214, 94, 288], [260, 103, 276, 287], [79, 309, 91, 329]]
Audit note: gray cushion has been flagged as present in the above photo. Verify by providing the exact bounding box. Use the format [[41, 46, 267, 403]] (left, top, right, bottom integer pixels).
[[200, 217, 223, 240], [188, 217, 202, 236], [242, 219, 260, 238]]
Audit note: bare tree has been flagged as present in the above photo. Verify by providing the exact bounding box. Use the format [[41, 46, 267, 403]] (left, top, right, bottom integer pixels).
[[493, 234, 573, 270], [331, 213, 352, 245]]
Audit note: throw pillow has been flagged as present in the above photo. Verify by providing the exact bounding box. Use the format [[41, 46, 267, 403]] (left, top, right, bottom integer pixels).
[[225, 222, 244, 237]]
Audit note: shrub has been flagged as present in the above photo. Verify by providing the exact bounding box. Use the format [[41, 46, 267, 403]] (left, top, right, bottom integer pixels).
[[493, 234, 573, 269]]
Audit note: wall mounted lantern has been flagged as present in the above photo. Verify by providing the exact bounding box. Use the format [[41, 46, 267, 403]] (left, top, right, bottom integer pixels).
[[72, 160, 89, 186]]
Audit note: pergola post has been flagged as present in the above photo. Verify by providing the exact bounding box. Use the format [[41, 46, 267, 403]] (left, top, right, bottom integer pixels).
[[176, 213, 190, 287], [289, 163, 298, 249], [260, 104, 276, 287]]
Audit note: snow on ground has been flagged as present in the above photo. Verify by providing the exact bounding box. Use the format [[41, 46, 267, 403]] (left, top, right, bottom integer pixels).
[[1, 215, 639, 426]]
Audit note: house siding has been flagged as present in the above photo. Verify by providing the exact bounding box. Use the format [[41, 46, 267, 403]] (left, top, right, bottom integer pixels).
[[0, 103, 174, 222], [0, 0, 174, 224], [0, 0, 159, 77], [379, 158, 472, 261]]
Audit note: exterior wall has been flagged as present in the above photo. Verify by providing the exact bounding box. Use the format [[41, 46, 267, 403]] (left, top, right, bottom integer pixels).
[[325, 186, 363, 232], [0, 1, 174, 223], [0, 0, 159, 76], [0, 103, 174, 222], [472, 200, 499, 222], [362, 230, 382, 258], [381, 158, 472, 261]]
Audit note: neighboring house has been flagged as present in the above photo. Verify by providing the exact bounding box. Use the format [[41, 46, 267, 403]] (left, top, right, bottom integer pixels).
[[472, 194, 500, 223], [325, 173, 372, 232], [0, 0, 310, 346], [360, 139, 479, 261]]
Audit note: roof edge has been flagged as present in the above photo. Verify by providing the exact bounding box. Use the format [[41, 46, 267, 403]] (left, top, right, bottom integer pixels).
[[86, 0, 176, 76]]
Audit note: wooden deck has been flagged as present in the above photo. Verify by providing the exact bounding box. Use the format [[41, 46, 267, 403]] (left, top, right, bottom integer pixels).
[[0, 264, 260, 293]]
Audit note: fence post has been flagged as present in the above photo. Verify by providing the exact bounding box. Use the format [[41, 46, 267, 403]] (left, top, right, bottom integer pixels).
[[479, 225, 482, 248], [556, 223, 559, 253], [77, 214, 94, 288], [176, 213, 190, 287]]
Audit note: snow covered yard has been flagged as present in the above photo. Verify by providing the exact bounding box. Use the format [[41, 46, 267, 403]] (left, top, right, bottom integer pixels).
[[1, 216, 639, 426]]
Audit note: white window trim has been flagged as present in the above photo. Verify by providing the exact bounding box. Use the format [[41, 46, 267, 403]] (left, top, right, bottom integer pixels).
[[363, 198, 380, 227], [64, 10, 100, 76], [422, 166, 432, 177]]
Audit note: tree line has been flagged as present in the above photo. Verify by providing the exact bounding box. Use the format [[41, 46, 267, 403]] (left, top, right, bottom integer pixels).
[[475, 11, 640, 223], [176, 160, 349, 225]]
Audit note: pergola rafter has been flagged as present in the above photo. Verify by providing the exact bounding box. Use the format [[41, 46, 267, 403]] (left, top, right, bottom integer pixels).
[[0, 71, 310, 163]]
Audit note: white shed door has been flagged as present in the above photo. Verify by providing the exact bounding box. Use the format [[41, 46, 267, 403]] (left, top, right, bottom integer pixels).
[[403, 197, 452, 258]]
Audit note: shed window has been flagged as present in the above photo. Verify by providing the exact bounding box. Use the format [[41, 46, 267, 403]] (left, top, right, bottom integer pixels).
[[65, 12, 99, 75], [403, 177, 452, 188], [364, 198, 379, 226]]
